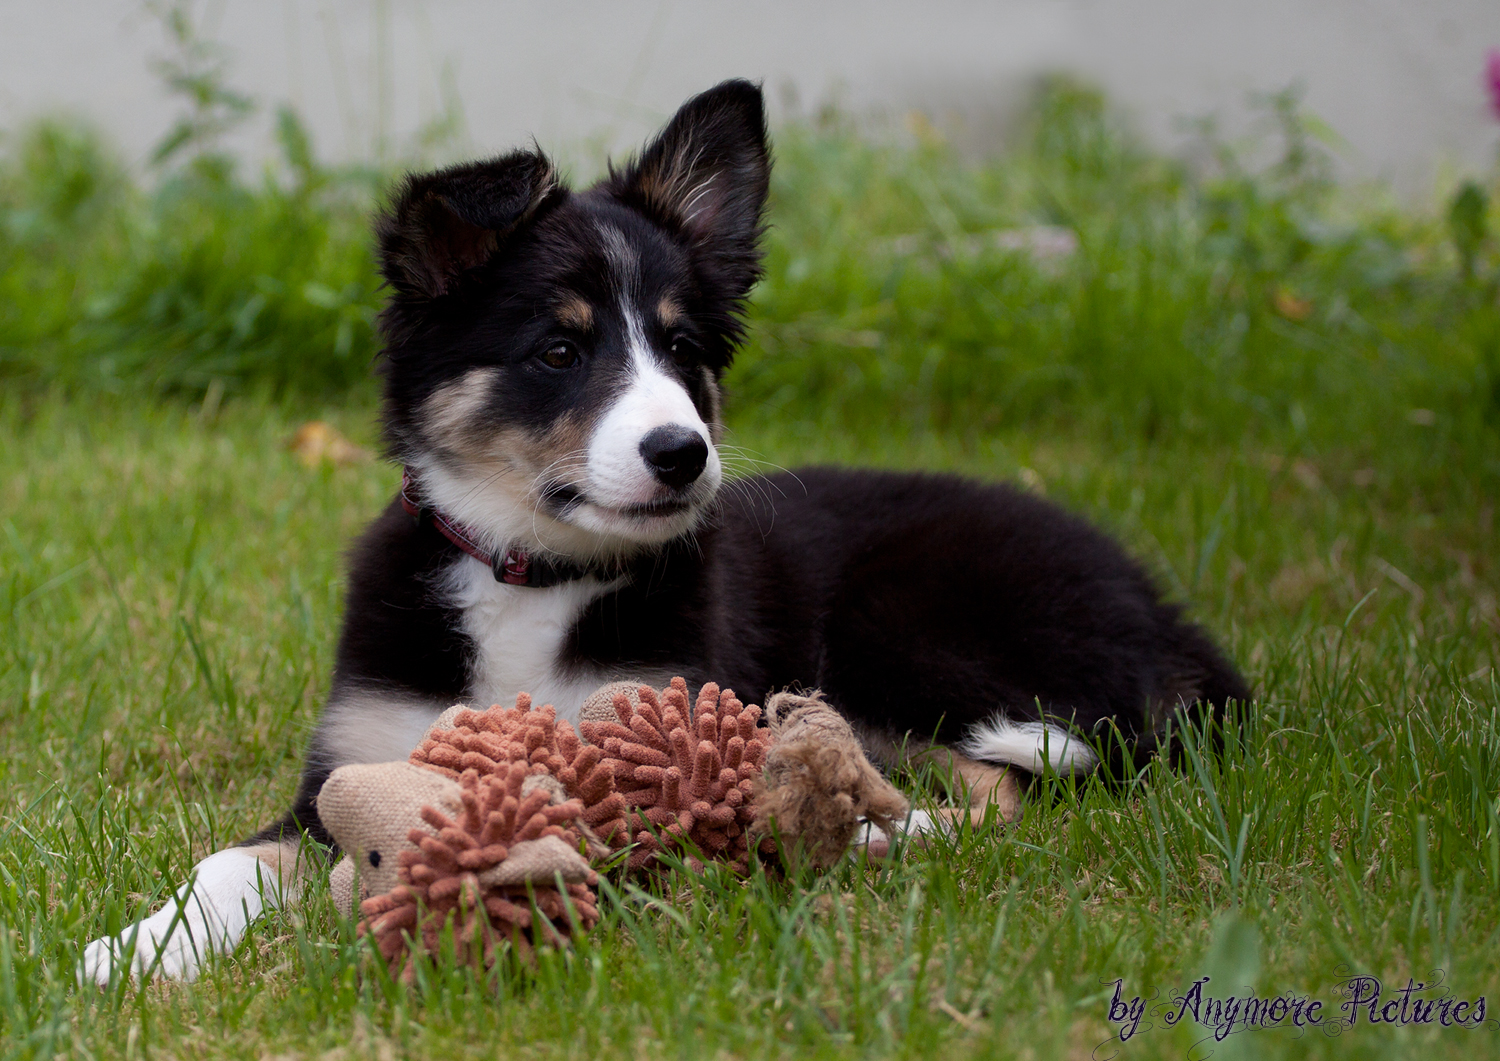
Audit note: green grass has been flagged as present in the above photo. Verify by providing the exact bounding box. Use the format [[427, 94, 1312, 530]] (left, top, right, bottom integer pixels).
[[1, 385, 1496, 1059], [1, 80, 1499, 1058]]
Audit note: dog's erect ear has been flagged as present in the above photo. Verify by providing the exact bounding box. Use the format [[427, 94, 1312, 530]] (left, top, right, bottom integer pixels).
[[609, 79, 770, 296], [377, 150, 561, 300]]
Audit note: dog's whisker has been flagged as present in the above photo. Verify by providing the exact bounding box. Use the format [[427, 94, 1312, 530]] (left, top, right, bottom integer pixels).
[[715, 444, 803, 495]]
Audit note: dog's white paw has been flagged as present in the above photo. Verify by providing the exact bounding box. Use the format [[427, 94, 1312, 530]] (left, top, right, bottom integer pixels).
[[79, 848, 281, 986], [81, 911, 204, 984], [853, 808, 942, 853]]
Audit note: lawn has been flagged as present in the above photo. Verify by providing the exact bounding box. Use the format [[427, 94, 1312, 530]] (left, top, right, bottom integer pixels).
[[1, 82, 1498, 1059]]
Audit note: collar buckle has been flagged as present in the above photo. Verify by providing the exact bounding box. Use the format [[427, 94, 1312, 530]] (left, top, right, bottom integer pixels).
[[494, 550, 534, 586]]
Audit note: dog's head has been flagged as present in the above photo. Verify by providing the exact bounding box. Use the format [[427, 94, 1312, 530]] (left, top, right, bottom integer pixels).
[[376, 80, 769, 561]]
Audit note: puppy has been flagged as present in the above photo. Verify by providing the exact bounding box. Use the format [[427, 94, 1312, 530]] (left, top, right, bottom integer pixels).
[[82, 79, 1248, 983]]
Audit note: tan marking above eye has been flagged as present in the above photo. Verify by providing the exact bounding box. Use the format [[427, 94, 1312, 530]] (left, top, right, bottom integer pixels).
[[553, 297, 593, 331], [657, 296, 683, 327]]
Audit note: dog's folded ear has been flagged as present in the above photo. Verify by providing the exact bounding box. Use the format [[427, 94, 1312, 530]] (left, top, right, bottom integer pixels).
[[377, 150, 562, 300], [607, 79, 770, 300]]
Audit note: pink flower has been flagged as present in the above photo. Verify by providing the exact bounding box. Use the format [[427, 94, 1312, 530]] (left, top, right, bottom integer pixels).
[[1488, 48, 1500, 121]]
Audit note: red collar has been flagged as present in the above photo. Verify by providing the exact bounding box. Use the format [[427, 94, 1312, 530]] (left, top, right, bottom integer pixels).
[[399, 470, 596, 587]]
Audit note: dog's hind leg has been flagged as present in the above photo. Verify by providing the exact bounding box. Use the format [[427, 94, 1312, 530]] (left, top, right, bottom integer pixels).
[[79, 838, 312, 985], [856, 713, 1106, 853], [901, 746, 1026, 828], [852, 745, 1029, 857], [939, 752, 1026, 826]]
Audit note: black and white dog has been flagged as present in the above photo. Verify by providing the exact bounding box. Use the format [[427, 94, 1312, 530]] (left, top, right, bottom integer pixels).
[[83, 80, 1247, 983]]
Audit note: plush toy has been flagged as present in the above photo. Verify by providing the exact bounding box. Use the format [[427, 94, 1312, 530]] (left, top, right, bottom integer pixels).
[[577, 679, 910, 871], [360, 764, 597, 977], [317, 678, 907, 977], [576, 679, 773, 873], [755, 687, 911, 867], [320, 760, 463, 915], [410, 694, 625, 841]]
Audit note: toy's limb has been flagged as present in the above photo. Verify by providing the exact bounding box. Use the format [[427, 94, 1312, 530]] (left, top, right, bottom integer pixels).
[[79, 838, 309, 985]]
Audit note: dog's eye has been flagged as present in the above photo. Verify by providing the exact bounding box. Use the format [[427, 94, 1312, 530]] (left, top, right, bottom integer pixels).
[[669, 336, 699, 366], [539, 342, 579, 370]]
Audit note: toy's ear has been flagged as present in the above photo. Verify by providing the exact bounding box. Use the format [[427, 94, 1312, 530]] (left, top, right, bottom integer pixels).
[[426, 704, 467, 738], [606, 79, 770, 300], [377, 150, 563, 300], [580, 681, 646, 730]]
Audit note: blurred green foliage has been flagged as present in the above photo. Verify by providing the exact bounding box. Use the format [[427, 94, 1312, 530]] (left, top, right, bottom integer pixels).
[[0, 112, 381, 396], [737, 82, 1500, 453], [0, 80, 1497, 457]]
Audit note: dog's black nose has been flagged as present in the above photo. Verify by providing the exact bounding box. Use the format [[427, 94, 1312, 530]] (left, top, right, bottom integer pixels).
[[639, 425, 708, 490]]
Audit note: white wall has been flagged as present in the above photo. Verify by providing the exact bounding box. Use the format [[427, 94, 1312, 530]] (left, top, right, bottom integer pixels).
[[2, 1, 1497, 197]]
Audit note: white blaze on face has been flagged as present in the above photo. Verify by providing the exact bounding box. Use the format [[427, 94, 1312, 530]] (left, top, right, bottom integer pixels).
[[584, 306, 721, 516], [577, 223, 720, 541]]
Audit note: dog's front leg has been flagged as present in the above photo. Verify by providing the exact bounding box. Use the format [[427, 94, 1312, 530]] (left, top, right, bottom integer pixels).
[[80, 838, 304, 985]]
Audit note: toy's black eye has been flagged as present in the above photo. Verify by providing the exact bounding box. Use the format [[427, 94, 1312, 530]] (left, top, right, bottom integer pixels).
[[539, 341, 579, 370], [669, 335, 699, 366], [368, 851, 382, 868]]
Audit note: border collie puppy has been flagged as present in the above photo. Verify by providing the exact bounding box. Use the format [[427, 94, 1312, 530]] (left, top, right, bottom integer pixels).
[[82, 79, 1248, 983]]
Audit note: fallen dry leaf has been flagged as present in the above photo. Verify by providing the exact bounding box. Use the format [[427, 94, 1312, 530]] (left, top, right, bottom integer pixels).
[[1272, 287, 1313, 321], [289, 421, 370, 467]]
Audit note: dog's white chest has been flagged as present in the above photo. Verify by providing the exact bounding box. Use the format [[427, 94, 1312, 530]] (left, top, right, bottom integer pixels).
[[444, 557, 610, 723]]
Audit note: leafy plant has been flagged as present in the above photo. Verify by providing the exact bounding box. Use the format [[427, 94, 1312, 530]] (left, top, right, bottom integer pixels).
[[1447, 180, 1488, 282], [147, 0, 255, 169]]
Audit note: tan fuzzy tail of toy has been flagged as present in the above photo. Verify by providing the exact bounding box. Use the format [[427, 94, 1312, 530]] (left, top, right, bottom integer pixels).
[[753, 691, 908, 868]]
